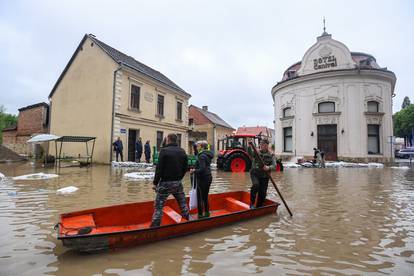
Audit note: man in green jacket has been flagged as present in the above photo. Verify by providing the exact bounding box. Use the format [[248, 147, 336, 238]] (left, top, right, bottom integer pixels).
[[248, 138, 276, 208]]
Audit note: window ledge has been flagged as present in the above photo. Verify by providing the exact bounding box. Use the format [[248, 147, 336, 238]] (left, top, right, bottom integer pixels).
[[128, 107, 141, 113], [313, 112, 341, 116], [280, 116, 294, 121], [283, 151, 293, 153], [155, 114, 165, 119], [175, 119, 183, 123], [364, 112, 385, 116], [368, 153, 383, 156]]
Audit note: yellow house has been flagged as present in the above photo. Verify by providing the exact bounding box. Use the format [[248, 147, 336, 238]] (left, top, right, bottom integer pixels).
[[188, 105, 234, 154], [49, 34, 191, 163]]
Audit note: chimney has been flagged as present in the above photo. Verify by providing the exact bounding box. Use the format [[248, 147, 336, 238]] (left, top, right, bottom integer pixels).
[[202, 106, 208, 111]]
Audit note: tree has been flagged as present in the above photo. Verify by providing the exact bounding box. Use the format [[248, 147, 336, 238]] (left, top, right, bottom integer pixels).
[[0, 105, 18, 144], [402, 96, 411, 109], [394, 104, 414, 146]]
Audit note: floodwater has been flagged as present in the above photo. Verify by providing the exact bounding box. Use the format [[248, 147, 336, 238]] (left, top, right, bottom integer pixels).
[[0, 162, 413, 276]]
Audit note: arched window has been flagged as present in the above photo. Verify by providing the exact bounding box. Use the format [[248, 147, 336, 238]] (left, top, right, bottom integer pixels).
[[283, 107, 292, 117], [318, 102, 335, 113], [367, 101, 379, 112]]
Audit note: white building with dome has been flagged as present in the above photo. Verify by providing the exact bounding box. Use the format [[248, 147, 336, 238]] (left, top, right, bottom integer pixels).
[[272, 30, 396, 162]]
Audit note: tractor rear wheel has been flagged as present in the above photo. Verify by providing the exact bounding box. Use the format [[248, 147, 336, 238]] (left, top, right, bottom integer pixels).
[[223, 152, 251, 172]]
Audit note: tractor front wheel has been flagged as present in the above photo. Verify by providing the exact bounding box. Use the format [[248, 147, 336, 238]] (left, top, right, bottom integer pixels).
[[224, 153, 251, 172]]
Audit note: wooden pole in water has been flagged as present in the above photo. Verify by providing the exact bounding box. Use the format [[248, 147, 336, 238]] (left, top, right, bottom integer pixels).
[[249, 141, 293, 217]]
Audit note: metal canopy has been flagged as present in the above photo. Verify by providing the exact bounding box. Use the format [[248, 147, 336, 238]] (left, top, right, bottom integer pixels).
[[54, 136, 96, 169], [55, 136, 96, 142]]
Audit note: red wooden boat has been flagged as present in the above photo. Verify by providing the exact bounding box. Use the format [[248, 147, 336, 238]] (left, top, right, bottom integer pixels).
[[56, 191, 279, 252]]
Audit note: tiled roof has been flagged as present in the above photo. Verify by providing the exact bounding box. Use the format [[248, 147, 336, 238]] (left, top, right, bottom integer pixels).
[[236, 126, 271, 137], [18, 102, 48, 112], [49, 34, 190, 98], [191, 105, 234, 129], [88, 35, 189, 96]]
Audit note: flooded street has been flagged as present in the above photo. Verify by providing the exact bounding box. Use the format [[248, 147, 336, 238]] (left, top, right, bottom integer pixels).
[[1, 163, 414, 275]]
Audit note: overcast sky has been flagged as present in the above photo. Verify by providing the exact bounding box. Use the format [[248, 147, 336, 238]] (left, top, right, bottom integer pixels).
[[1, 0, 413, 128]]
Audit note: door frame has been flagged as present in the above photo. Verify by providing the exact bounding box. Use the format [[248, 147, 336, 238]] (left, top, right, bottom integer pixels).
[[317, 124, 338, 161]]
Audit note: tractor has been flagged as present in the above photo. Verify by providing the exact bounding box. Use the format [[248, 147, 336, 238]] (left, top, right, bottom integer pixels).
[[216, 134, 261, 172]]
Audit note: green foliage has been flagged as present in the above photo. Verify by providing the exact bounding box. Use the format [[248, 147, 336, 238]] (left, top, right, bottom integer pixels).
[[0, 105, 18, 144], [394, 104, 414, 139], [402, 96, 411, 109]]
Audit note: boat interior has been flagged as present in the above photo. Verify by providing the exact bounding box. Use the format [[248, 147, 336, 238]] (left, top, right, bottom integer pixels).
[[59, 191, 274, 236]]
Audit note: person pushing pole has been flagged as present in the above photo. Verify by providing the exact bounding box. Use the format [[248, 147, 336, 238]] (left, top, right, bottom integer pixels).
[[248, 140, 293, 217]]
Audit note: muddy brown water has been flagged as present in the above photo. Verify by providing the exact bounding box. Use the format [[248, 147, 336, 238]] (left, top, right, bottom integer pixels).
[[0, 163, 413, 275]]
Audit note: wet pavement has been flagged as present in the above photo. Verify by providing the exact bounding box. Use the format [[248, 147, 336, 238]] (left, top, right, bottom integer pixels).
[[0, 162, 413, 275]]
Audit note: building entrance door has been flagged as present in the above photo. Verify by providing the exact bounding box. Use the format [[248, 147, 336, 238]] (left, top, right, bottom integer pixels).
[[317, 124, 337, 161], [128, 129, 139, 161]]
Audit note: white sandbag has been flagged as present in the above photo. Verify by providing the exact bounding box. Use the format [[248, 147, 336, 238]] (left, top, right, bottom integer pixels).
[[283, 162, 302, 168], [112, 161, 153, 168], [0, 172, 5, 179], [13, 172, 58, 180], [390, 166, 410, 170], [368, 163, 384, 168], [123, 172, 155, 180], [189, 174, 197, 210], [56, 186, 79, 194]]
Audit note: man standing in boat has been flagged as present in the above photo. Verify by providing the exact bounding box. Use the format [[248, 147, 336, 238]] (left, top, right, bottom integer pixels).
[[150, 133, 190, 227], [248, 138, 276, 209]]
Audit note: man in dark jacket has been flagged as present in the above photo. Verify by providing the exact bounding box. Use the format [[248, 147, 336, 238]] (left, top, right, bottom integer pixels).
[[135, 137, 143, 162], [190, 141, 213, 218], [144, 140, 151, 163], [248, 138, 276, 208], [113, 137, 124, 162], [150, 133, 189, 227]]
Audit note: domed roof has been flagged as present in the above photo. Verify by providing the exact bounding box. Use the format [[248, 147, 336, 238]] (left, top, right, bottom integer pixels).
[[280, 31, 385, 82], [281, 52, 381, 81]]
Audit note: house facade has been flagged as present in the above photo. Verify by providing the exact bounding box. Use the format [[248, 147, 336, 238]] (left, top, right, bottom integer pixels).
[[188, 105, 234, 154], [49, 34, 190, 163], [2, 102, 49, 157], [272, 31, 396, 162]]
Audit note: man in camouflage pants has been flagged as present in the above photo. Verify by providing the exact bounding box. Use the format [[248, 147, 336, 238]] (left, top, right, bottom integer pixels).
[[151, 133, 189, 227], [248, 138, 276, 208]]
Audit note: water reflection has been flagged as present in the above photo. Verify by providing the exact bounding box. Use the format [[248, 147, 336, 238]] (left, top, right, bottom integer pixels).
[[0, 163, 413, 275]]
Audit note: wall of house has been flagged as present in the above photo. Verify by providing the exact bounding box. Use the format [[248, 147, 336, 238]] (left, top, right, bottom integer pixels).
[[2, 106, 48, 156], [191, 124, 233, 153], [17, 106, 48, 135], [111, 67, 190, 159], [49, 37, 117, 163]]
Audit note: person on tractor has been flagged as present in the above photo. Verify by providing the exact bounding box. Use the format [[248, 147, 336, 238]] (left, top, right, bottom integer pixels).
[[190, 141, 214, 218], [248, 138, 276, 209]]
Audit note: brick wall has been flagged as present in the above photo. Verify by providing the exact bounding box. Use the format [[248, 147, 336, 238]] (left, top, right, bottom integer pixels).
[[17, 106, 48, 135], [189, 106, 210, 125], [2, 130, 17, 145], [1, 104, 48, 156]]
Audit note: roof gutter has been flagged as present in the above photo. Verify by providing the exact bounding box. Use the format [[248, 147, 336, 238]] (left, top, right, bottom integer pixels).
[[110, 62, 123, 163]]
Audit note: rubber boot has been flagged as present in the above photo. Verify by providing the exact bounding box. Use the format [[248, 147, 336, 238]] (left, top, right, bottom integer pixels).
[[204, 211, 210, 218]]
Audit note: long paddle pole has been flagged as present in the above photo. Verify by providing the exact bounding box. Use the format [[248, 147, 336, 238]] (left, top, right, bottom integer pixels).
[[249, 141, 293, 217]]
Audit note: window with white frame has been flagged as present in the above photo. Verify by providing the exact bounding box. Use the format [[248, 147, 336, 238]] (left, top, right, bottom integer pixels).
[[177, 101, 183, 121], [283, 107, 292, 118], [367, 101, 379, 112], [130, 85, 140, 110], [318, 101, 335, 113], [157, 95, 164, 116], [367, 124, 380, 154], [283, 127, 293, 152]]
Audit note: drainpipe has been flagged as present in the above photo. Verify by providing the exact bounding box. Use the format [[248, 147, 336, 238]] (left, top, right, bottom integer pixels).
[[212, 123, 217, 154], [110, 62, 123, 163]]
